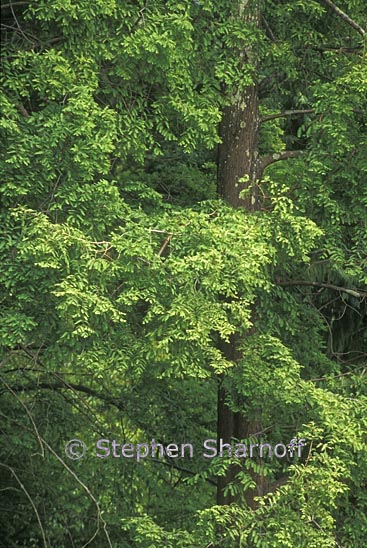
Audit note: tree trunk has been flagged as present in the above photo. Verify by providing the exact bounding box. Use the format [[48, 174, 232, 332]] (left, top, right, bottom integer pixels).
[[217, 83, 260, 210], [216, 3, 264, 508]]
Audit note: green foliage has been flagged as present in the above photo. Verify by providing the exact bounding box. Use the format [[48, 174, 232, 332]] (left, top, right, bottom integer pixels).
[[1, 0, 366, 547]]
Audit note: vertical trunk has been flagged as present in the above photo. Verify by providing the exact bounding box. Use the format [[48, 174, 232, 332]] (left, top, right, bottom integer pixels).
[[217, 83, 260, 210], [216, 3, 264, 508]]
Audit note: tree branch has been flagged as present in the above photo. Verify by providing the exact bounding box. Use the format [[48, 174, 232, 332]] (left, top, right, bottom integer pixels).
[[17, 103, 30, 118], [1, 2, 29, 10], [4, 377, 217, 488], [261, 107, 363, 123], [313, 45, 363, 54], [151, 457, 217, 487], [260, 150, 304, 172], [0, 463, 48, 548], [262, 16, 277, 42], [4, 381, 125, 410], [276, 280, 367, 299], [321, 0, 366, 38], [261, 109, 315, 123], [158, 234, 172, 257]]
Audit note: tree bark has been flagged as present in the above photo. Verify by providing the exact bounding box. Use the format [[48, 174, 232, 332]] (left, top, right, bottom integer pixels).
[[216, 3, 263, 508], [217, 82, 261, 210]]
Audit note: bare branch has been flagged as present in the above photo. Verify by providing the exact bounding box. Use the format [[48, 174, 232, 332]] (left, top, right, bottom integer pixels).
[[261, 106, 364, 124], [0, 463, 48, 548], [262, 16, 277, 42], [1, 386, 113, 547], [3, 380, 125, 410], [151, 457, 217, 487], [1, 2, 29, 10], [261, 109, 315, 123], [158, 234, 172, 257], [313, 45, 363, 54], [321, 0, 366, 38], [41, 437, 113, 548], [0, 376, 45, 457], [260, 150, 304, 172], [276, 279, 367, 299]]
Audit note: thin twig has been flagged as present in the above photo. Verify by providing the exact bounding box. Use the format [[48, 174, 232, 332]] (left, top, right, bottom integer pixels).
[[0, 463, 48, 548], [311, 518, 342, 548], [43, 440, 113, 548], [0, 376, 45, 457], [0, 403, 112, 548], [151, 457, 217, 487], [8, 0, 35, 45]]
